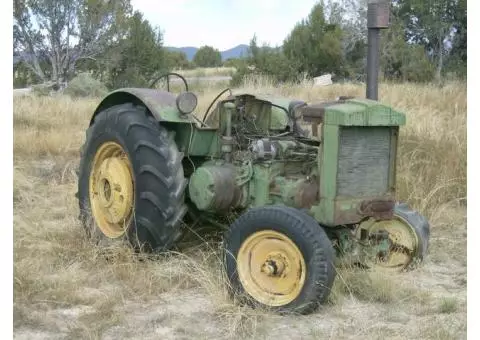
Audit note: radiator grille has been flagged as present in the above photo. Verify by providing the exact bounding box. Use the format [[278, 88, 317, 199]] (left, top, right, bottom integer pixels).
[[336, 127, 392, 197]]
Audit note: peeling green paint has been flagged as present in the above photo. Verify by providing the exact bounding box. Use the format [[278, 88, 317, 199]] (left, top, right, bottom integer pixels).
[[324, 99, 406, 126], [92, 88, 197, 124]]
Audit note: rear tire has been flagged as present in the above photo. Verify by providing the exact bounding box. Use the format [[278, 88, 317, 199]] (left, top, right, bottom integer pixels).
[[77, 103, 188, 252], [223, 205, 336, 314]]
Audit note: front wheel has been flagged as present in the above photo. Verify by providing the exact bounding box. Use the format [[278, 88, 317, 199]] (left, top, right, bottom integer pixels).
[[223, 205, 336, 314], [357, 203, 430, 271]]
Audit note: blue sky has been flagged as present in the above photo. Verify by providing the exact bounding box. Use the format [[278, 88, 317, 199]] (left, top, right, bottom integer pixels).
[[131, 0, 321, 50]]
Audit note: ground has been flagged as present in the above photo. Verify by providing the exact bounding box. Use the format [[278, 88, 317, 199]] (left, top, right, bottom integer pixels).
[[13, 79, 467, 339]]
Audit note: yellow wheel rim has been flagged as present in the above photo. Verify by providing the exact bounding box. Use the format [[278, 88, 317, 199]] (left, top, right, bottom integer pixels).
[[363, 215, 419, 270], [89, 141, 134, 238], [237, 230, 306, 307]]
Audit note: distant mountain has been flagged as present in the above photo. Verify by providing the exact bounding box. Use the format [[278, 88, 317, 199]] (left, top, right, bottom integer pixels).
[[220, 44, 249, 60], [166, 44, 249, 61], [166, 46, 199, 61]]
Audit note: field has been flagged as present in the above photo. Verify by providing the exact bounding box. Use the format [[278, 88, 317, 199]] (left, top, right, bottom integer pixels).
[[172, 66, 236, 78], [13, 79, 467, 339]]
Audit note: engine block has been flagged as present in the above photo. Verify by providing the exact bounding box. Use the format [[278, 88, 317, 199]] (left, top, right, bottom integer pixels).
[[188, 138, 319, 213], [188, 163, 245, 211]]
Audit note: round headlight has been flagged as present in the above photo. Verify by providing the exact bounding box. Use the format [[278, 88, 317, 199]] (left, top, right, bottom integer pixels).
[[176, 91, 198, 115]]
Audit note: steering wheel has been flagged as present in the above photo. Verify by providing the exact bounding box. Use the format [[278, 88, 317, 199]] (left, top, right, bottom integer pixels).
[[149, 72, 189, 92], [201, 88, 233, 124]]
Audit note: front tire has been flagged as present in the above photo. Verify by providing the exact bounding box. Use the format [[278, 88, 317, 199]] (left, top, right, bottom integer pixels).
[[357, 202, 430, 270], [77, 103, 188, 252], [223, 205, 336, 314]]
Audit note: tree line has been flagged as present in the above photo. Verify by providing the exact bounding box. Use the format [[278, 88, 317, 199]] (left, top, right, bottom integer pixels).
[[233, 0, 466, 85], [13, 0, 466, 90]]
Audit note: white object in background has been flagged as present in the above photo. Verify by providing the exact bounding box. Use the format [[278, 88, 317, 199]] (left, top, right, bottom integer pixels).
[[313, 74, 333, 86]]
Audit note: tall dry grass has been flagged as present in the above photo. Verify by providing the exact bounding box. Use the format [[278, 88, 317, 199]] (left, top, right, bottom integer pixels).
[[172, 66, 236, 78], [13, 80, 467, 338]]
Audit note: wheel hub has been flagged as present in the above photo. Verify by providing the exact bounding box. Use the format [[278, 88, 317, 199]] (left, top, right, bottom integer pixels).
[[261, 253, 287, 276], [237, 230, 306, 307], [359, 216, 419, 270], [89, 142, 134, 238]]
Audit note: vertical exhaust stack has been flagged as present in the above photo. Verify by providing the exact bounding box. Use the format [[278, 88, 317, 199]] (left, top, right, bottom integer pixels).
[[366, 1, 390, 100]]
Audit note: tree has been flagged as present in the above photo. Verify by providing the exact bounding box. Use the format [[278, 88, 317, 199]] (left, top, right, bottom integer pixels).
[[13, 61, 34, 88], [380, 17, 435, 82], [394, 0, 462, 81], [283, 2, 345, 78], [106, 11, 166, 88], [13, 0, 132, 85], [324, 0, 368, 49], [324, 0, 368, 79], [193, 46, 222, 67], [446, 0, 466, 77], [230, 35, 299, 86], [165, 50, 192, 70], [223, 58, 246, 69]]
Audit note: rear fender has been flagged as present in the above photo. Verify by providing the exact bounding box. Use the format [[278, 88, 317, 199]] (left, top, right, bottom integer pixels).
[[90, 88, 196, 125]]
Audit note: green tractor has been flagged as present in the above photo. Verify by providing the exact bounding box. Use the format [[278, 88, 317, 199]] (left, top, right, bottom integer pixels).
[[76, 1, 429, 314]]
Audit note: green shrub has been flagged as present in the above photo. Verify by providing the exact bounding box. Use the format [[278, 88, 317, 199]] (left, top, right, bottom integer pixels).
[[31, 83, 55, 97], [64, 73, 108, 98]]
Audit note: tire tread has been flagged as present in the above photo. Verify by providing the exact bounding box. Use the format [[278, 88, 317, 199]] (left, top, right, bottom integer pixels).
[[77, 103, 187, 252]]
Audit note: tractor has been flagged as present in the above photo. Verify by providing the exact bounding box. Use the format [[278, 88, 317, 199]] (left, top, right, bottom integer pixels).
[[76, 1, 429, 314]]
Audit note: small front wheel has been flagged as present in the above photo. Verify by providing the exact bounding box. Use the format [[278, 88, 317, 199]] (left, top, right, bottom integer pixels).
[[357, 203, 430, 271], [223, 206, 336, 314]]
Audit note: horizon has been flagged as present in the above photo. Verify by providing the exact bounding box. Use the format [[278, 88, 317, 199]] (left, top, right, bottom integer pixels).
[[131, 0, 321, 51], [165, 44, 247, 51]]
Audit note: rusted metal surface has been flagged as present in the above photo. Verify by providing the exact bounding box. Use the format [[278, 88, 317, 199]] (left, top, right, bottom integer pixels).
[[207, 166, 243, 210], [366, 27, 380, 100], [92, 88, 195, 124], [269, 180, 281, 197], [333, 202, 366, 225], [311, 123, 319, 137], [97, 88, 176, 110], [188, 165, 243, 211], [358, 198, 395, 220], [366, 1, 390, 100], [337, 126, 392, 197], [329, 195, 396, 226], [294, 177, 319, 209], [299, 99, 351, 123], [367, 1, 390, 29], [368, 230, 389, 242]]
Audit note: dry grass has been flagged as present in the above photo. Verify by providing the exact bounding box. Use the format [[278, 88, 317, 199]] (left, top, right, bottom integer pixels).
[[173, 66, 236, 78], [13, 80, 466, 339]]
